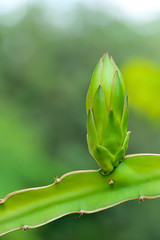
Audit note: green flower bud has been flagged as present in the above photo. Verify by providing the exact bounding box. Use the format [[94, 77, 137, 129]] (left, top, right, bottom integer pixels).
[[86, 53, 131, 175]]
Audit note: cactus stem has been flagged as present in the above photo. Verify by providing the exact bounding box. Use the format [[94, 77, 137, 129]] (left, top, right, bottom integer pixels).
[[109, 179, 114, 185], [139, 196, 144, 202], [54, 176, 61, 184], [22, 225, 28, 231], [0, 198, 5, 204]]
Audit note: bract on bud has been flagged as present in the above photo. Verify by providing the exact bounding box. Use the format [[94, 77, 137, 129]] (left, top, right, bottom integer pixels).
[[86, 53, 130, 175]]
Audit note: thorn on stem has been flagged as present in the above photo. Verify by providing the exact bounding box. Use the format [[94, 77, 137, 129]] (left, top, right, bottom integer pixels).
[[22, 225, 28, 231], [0, 198, 5, 204], [54, 176, 61, 184], [79, 210, 84, 217], [109, 179, 114, 185], [139, 196, 144, 202]]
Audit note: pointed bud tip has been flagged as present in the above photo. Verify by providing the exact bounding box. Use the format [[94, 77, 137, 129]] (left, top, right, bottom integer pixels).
[[102, 52, 110, 60]]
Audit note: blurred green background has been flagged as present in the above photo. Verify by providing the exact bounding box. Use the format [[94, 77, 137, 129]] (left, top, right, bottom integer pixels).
[[0, 1, 160, 240]]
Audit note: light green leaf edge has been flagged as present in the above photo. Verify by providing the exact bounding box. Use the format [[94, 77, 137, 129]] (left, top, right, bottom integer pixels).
[[0, 154, 160, 237]]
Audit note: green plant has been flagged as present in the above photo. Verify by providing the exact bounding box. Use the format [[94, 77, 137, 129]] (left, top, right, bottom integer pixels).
[[86, 53, 130, 174], [0, 53, 160, 237]]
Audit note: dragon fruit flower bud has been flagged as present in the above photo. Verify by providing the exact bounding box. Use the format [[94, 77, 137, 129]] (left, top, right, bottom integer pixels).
[[86, 53, 130, 175]]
